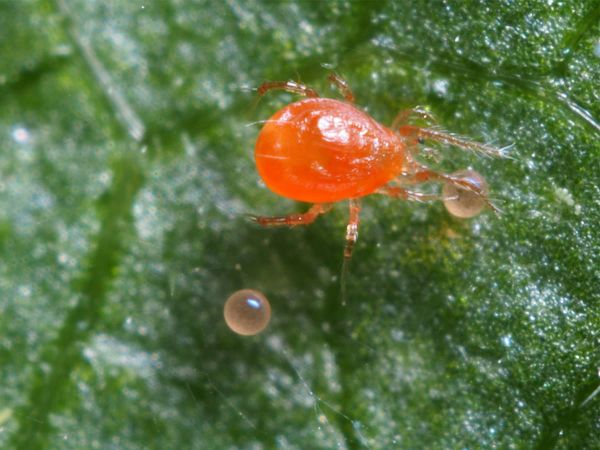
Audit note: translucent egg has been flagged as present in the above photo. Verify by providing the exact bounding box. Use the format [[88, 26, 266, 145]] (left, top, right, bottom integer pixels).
[[224, 289, 271, 336], [442, 169, 488, 218]]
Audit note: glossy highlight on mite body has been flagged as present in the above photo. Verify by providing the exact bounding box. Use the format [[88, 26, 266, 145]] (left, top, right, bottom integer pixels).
[[250, 74, 504, 261]]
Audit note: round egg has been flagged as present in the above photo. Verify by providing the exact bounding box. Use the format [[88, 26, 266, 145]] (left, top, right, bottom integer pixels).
[[224, 289, 271, 336], [443, 169, 488, 218]]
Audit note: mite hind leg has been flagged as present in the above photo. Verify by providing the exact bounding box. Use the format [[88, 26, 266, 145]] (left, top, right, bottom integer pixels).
[[328, 73, 355, 102], [257, 80, 319, 98], [248, 203, 332, 227]]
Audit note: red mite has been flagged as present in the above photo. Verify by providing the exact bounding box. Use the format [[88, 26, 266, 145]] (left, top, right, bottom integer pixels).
[[250, 74, 501, 261]]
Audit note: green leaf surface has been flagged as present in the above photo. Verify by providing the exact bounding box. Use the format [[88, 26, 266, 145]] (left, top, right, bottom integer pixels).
[[1, 1, 599, 448]]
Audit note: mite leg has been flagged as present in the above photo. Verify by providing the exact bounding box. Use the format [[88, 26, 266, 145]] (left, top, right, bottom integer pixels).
[[344, 199, 361, 259], [248, 203, 332, 227], [401, 163, 499, 214], [397, 125, 505, 158], [340, 199, 361, 306], [391, 108, 437, 130], [257, 80, 319, 98], [418, 146, 443, 163], [391, 110, 439, 162], [328, 73, 355, 102], [376, 185, 444, 202]]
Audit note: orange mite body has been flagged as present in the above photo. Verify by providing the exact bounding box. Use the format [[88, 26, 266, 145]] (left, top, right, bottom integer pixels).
[[255, 98, 404, 203], [250, 75, 501, 262]]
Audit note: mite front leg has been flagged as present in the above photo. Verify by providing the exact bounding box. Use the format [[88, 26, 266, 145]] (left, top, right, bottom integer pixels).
[[257, 80, 319, 98], [376, 185, 442, 202], [391, 110, 440, 162], [344, 199, 361, 260], [328, 73, 355, 102], [402, 163, 499, 214], [397, 125, 506, 158], [248, 203, 332, 227], [391, 107, 437, 130], [404, 163, 481, 192]]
